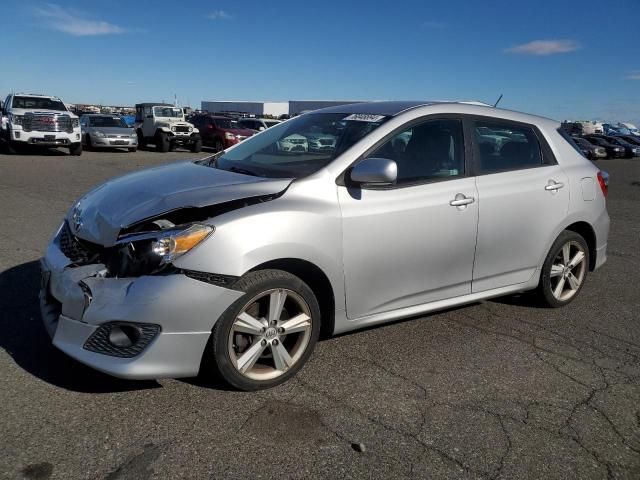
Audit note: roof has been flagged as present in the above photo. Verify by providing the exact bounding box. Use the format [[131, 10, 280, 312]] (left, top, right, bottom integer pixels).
[[315, 101, 440, 116], [135, 103, 174, 107], [311, 100, 558, 127]]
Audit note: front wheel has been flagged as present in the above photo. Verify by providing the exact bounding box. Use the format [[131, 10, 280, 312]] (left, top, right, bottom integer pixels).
[[214, 138, 224, 153], [69, 143, 82, 156], [537, 231, 589, 307], [155, 131, 169, 152], [210, 269, 321, 391], [190, 137, 202, 153]]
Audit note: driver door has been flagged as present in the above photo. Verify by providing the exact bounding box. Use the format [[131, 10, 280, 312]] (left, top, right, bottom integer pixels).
[[338, 117, 479, 319]]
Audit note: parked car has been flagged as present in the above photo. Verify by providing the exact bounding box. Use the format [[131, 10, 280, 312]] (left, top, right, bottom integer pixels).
[[237, 118, 282, 131], [277, 133, 309, 153], [134, 103, 202, 153], [572, 136, 607, 160], [584, 136, 625, 158], [619, 122, 639, 136], [601, 136, 640, 158], [40, 101, 609, 391], [618, 135, 640, 147], [1, 93, 82, 155], [80, 114, 138, 152], [190, 114, 256, 152]]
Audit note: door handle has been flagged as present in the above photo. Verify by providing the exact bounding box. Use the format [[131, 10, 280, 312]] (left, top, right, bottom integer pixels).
[[545, 181, 565, 191], [449, 194, 475, 207]]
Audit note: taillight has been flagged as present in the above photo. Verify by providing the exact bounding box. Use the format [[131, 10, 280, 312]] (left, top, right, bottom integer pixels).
[[597, 171, 608, 198]]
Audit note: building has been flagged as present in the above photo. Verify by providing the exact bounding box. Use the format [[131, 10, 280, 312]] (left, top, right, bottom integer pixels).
[[200, 100, 360, 117]]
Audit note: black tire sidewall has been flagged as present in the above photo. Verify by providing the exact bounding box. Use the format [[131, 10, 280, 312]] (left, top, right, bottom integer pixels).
[[156, 132, 169, 152], [211, 269, 321, 391], [539, 231, 589, 308]]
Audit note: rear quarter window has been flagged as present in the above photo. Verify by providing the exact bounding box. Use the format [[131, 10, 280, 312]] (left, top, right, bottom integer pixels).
[[557, 128, 584, 155]]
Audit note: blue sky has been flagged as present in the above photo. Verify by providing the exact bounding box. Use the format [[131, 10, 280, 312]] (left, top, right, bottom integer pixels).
[[2, 0, 639, 124]]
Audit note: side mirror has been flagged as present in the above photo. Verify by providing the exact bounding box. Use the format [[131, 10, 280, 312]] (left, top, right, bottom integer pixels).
[[350, 157, 397, 185]]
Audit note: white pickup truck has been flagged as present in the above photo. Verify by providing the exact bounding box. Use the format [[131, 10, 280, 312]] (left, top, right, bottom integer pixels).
[[1, 93, 82, 155]]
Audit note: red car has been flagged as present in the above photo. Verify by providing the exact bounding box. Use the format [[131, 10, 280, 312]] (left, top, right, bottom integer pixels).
[[190, 114, 256, 152]]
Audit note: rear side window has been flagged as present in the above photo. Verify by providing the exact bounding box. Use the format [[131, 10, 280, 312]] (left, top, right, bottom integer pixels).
[[474, 120, 543, 173]]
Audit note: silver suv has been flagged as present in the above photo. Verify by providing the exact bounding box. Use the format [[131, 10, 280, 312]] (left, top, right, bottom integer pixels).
[[40, 101, 609, 390]]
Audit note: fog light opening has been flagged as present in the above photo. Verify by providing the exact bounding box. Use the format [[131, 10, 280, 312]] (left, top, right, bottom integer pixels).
[[108, 324, 142, 348]]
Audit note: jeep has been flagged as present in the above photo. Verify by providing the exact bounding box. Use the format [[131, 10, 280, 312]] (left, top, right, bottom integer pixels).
[[135, 103, 202, 153]]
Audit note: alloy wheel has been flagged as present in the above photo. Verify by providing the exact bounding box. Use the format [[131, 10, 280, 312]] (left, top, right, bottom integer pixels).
[[549, 241, 587, 301], [228, 288, 313, 381]]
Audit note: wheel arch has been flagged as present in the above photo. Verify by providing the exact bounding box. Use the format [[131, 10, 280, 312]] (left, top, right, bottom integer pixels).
[[564, 221, 597, 271], [247, 258, 335, 338]]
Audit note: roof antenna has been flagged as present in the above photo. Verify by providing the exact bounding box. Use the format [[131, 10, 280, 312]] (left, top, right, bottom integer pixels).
[[493, 94, 503, 108]]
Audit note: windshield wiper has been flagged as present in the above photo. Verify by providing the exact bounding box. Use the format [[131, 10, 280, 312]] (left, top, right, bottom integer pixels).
[[227, 165, 263, 177]]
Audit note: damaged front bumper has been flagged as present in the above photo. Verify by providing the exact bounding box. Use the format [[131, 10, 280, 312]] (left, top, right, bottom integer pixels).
[[39, 234, 243, 379]]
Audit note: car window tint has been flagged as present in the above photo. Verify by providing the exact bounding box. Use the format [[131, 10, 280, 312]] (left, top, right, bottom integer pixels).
[[370, 119, 464, 185], [474, 121, 542, 173]]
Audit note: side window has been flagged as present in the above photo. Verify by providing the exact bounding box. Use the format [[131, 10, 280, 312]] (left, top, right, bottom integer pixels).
[[474, 120, 543, 173], [370, 119, 464, 185], [144, 106, 152, 118]]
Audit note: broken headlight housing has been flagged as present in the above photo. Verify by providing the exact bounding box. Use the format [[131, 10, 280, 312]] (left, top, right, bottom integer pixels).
[[151, 224, 213, 264], [110, 223, 213, 276]]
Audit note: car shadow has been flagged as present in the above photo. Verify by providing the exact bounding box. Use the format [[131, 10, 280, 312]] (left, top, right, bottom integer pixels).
[[0, 261, 160, 393]]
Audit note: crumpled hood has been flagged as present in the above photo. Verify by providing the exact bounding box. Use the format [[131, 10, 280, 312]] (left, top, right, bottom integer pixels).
[[69, 161, 292, 246]]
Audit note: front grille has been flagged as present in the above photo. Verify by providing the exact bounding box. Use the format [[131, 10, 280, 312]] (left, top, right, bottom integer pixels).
[[58, 222, 99, 264], [289, 139, 306, 144], [175, 126, 190, 133], [23, 114, 73, 133], [319, 138, 334, 145], [84, 322, 161, 358]]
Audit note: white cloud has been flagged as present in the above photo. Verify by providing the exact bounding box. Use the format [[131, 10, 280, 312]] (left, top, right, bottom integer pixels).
[[207, 10, 232, 20], [33, 3, 125, 36], [625, 72, 640, 80], [504, 39, 580, 56]]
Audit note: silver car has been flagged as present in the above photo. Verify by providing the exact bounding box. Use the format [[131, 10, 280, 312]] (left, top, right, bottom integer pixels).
[[80, 114, 138, 151], [41, 101, 610, 390]]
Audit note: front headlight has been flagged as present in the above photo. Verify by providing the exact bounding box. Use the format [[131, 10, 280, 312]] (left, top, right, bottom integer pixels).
[[224, 132, 235, 140], [72, 118, 80, 128], [171, 126, 176, 132], [93, 131, 106, 138], [9, 114, 24, 125], [151, 224, 213, 263]]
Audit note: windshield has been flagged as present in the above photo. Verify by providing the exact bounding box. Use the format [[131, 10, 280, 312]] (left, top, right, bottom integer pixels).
[[214, 118, 241, 129], [12, 96, 67, 111], [214, 112, 388, 178], [88, 116, 128, 128], [153, 106, 183, 118]]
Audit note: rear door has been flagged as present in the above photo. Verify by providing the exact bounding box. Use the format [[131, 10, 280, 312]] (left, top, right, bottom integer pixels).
[[470, 117, 569, 292]]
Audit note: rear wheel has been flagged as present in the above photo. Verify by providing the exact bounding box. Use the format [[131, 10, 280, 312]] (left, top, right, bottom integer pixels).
[[155, 131, 169, 152], [210, 269, 320, 391], [537, 231, 589, 307]]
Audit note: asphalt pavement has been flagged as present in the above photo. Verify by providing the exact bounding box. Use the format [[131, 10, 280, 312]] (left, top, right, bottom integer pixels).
[[0, 146, 639, 479]]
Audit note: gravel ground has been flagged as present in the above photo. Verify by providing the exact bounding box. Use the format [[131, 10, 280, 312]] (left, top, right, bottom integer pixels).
[[0, 147, 639, 480]]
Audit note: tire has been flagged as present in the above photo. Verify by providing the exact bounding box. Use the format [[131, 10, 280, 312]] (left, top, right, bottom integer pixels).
[[85, 134, 93, 151], [190, 137, 202, 153], [128, 147, 137, 153], [537, 230, 589, 308], [209, 269, 321, 391], [137, 130, 147, 149], [69, 143, 82, 156], [156, 131, 169, 152], [214, 138, 224, 153], [5, 139, 18, 154]]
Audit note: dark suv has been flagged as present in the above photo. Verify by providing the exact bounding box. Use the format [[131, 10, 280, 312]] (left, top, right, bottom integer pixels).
[[584, 136, 625, 158], [190, 115, 256, 152]]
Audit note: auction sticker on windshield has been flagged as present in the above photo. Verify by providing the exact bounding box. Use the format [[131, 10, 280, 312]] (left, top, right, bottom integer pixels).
[[343, 114, 387, 122]]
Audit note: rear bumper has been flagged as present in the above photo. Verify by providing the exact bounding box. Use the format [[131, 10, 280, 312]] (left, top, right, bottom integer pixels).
[[40, 236, 243, 379]]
